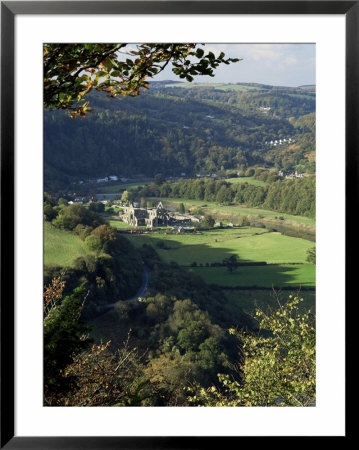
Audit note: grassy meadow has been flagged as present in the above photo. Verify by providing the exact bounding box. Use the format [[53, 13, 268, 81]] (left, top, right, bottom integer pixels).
[[152, 197, 315, 229], [126, 225, 315, 290], [44, 222, 95, 267], [44, 197, 315, 313], [108, 219, 135, 229], [190, 264, 315, 288], [225, 176, 267, 187], [96, 181, 147, 194], [127, 228, 313, 265]]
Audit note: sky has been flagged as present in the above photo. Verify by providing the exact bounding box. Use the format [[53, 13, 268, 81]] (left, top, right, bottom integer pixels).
[[154, 43, 316, 87]]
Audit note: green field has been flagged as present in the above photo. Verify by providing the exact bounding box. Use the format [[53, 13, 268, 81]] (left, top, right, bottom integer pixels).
[[128, 229, 312, 266], [127, 226, 266, 249], [191, 264, 315, 288], [108, 219, 135, 229], [152, 197, 315, 229], [126, 224, 315, 289], [208, 231, 312, 264], [97, 181, 147, 194], [105, 205, 120, 213], [44, 222, 95, 267], [225, 177, 267, 187]]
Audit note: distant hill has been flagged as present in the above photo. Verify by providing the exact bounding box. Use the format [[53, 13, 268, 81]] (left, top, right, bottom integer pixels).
[[298, 85, 316, 91], [44, 83, 315, 191], [151, 80, 183, 86]]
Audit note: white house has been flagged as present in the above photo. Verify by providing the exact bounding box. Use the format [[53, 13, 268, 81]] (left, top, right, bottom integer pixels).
[[97, 177, 109, 183]]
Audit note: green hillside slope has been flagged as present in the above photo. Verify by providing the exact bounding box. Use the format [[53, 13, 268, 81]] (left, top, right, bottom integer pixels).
[[44, 222, 95, 267]]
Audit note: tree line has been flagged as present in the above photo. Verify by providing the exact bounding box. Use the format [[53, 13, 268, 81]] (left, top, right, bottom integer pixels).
[[162, 83, 315, 119], [137, 175, 316, 218]]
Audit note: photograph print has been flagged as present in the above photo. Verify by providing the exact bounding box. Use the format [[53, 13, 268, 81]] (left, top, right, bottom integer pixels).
[[43, 43, 316, 407]]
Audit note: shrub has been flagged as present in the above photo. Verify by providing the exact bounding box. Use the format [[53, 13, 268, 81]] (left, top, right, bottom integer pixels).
[[306, 246, 316, 264], [74, 224, 93, 240], [85, 235, 102, 252]]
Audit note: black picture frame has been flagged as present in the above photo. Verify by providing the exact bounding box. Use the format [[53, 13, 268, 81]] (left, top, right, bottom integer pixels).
[[1, 1, 353, 447]]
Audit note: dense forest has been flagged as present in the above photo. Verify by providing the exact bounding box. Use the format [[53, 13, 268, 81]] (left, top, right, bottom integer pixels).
[[44, 83, 315, 191]]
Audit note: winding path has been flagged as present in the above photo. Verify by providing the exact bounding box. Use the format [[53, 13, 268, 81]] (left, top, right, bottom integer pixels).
[[100, 265, 150, 312], [124, 265, 151, 302]]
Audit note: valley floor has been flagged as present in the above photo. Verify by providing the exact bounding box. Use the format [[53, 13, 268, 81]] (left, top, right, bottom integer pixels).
[[44, 198, 316, 316], [123, 224, 315, 313], [111, 197, 316, 314]]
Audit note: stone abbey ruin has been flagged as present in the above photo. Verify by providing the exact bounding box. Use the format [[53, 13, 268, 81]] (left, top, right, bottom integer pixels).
[[121, 202, 197, 228]]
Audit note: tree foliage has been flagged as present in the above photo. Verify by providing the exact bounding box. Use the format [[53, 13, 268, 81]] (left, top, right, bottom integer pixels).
[[138, 176, 315, 218], [44, 279, 90, 400], [188, 296, 316, 406], [223, 255, 239, 273], [44, 201, 143, 316], [52, 203, 104, 230], [201, 215, 215, 229], [58, 335, 148, 406], [306, 246, 316, 264], [178, 202, 185, 214], [121, 190, 133, 204], [43, 277, 148, 406], [44, 43, 239, 116]]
